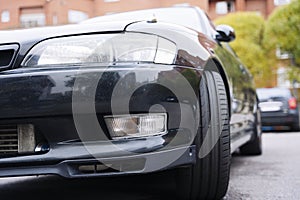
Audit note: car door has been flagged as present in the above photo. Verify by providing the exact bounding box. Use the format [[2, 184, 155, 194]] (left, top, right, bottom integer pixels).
[[217, 42, 256, 147]]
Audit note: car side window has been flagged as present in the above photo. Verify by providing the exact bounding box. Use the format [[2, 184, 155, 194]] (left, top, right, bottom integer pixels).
[[223, 43, 239, 57]]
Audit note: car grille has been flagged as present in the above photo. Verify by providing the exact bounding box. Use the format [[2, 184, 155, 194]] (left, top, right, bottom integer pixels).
[[0, 125, 18, 154]]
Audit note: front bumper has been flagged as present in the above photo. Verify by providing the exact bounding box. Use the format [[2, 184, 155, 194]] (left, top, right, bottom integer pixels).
[[0, 64, 201, 177], [0, 143, 196, 178], [0, 126, 196, 178]]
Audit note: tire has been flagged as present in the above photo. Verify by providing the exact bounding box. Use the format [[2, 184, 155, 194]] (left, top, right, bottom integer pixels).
[[291, 117, 300, 131], [176, 71, 230, 200], [240, 107, 262, 155], [291, 124, 300, 132]]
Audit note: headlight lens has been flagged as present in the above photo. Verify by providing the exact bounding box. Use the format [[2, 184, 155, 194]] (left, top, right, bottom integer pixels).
[[104, 113, 167, 139], [22, 33, 177, 67]]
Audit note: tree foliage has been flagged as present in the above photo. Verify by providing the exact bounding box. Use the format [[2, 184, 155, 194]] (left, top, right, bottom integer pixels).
[[263, 0, 300, 84], [214, 1, 300, 87], [264, 0, 300, 67], [214, 12, 271, 87]]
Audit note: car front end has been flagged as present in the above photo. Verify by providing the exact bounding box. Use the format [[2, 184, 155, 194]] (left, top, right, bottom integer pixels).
[[0, 20, 214, 178]]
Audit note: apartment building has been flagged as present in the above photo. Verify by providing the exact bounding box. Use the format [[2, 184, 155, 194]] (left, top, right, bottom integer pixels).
[[0, 0, 291, 29]]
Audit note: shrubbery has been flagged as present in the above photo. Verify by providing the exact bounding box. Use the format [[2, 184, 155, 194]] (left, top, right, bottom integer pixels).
[[214, 0, 300, 87]]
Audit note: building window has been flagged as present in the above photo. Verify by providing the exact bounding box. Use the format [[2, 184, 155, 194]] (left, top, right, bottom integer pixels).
[[52, 14, 58, 25], [276, 46, 290, 60], [173, 3, 190, 7], [20, 13, 45, 28], [1, 10, 10, 23], [277, 67, 290, 88], [20, 7, 45, 28], [68, 10, 88, 24], [216, 1, 235, 15], [274, 0, 291, 6]]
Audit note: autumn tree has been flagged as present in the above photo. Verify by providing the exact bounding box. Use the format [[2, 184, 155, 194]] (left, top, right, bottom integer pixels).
[[264, 0, 300, 82]]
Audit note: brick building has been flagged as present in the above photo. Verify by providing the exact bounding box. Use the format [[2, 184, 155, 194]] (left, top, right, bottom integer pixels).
[[0, 0, 291, 30]]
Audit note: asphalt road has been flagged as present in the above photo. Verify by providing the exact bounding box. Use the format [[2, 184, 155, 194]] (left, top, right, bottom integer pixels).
[[0, 132, 299, 200], [225, 131, 300, 200]]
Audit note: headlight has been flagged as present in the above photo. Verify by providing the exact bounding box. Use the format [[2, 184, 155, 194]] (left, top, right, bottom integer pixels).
[[21, 33, 177, 67], [104, 113, 167, 139]]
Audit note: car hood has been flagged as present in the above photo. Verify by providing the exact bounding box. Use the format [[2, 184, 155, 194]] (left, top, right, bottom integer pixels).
[[0, 19, 209, 70], [0, 20, 134, 45]]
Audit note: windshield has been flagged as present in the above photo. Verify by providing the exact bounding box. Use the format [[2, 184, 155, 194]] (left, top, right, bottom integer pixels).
[[256, 88, 292, 101], [82, 7, 205, 33]]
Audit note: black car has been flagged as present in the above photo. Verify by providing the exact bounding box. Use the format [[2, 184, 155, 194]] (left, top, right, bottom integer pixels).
[[257, 87, 300, 131], [0, 6, 261, 200]]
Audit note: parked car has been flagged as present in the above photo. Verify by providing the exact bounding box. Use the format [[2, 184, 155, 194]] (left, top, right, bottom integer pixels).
[[0, 6, 261, 200], [257, 87, 300, 131]]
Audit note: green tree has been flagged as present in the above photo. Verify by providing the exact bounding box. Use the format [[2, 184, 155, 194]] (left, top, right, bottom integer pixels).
[[264, 0, 300, 82], [214, 12, 272, 87]]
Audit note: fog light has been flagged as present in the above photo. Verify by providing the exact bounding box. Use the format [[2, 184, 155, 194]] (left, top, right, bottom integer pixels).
[[104, 113, 167, 139]]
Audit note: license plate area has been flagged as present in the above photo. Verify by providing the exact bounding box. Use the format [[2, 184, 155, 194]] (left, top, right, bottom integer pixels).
[[259, 101, 283, 112]]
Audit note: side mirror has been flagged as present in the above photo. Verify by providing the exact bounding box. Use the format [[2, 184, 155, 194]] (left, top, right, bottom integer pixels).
[[215, 24, 236, 42]]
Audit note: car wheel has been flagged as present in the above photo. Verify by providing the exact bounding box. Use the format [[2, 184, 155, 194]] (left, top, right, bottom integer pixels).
[[240, 107, 262, 155], [176, 71, 230, 200], [291, 124, 300, 132], [291, 118, 300, 131]]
